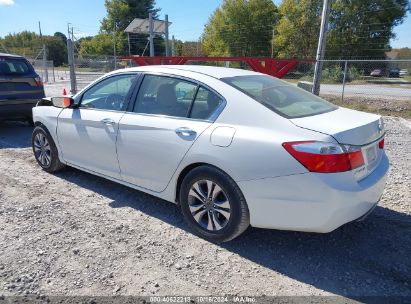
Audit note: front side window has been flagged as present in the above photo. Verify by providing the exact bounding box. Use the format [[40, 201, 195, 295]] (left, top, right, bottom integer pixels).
[[80, 74, 137, 111], [222, 75, 337, 118], [134, 75, 197, 118]]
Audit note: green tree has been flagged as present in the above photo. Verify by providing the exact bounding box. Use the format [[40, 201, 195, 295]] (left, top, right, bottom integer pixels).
[[174, 39, 184, 56], [45, 36, 67, 66], [79, 34, 118, 55], [202, 0, 279, 57], [274, 0, 410, 59], [328, 0, 410, 59], [54, 32, 67, 45], [274, 0, 322, 58], [0, 31, 67, 66], [101, 0, 160, 33], [0, 31, 41, 57], [98, 0, 163, 56]]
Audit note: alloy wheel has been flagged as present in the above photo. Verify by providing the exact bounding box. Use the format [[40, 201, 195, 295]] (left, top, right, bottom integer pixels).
[[33, 132, 51, 167], [188, 179, 231, 231]]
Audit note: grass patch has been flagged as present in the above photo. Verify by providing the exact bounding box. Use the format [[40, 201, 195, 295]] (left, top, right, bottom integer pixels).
[[322, 95, 411, 119]]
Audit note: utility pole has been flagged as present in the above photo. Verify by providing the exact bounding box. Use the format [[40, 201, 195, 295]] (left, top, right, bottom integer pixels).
[[66, 23, 77, 94], [38, 21, 48, 83], [127, 33, 131, 56], [171, 35, 176, 56], [149, 12, 155, 57], [113, 22, 117, 69], [312, 0, 331, 95], [38, 21, 42, 37], [42, 46, 48, 83], [341, 60, 348, 102], [271, 28, 275, 58], [67, 37, 77, 94], [67, 23, 72, 39], [165, 14, 170, 56]]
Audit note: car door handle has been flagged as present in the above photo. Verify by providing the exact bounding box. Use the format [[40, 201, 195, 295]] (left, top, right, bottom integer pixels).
[[101, 118, 115, 125], [175, 127, 197, 137]]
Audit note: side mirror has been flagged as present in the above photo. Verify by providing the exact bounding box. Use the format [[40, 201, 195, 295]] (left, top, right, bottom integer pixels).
[[37, 97, 75, 108], [62, 96, 75, 108]]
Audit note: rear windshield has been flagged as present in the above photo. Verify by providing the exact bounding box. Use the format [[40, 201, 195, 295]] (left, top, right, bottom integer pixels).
[[0, 58, 32, 76], [222, 75, 337, 118]]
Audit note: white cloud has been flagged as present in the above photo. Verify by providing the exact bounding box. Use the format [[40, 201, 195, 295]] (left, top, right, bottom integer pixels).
[[0, 0, 15, 6], [0, 0, 14, 5]]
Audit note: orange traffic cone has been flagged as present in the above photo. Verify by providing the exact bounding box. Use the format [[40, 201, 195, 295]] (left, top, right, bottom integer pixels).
[[62, 88, 71, 107]]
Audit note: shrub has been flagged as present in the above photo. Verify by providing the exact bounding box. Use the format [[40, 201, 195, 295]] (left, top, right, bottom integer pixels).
[[322, 65, 344, 83]]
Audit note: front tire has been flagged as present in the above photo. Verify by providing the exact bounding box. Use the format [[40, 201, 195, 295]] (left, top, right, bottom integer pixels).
[[179, 166, 250, 243], [32, 126, 65, 173]]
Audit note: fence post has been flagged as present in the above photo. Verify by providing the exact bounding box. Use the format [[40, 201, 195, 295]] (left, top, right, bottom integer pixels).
[[312, 0, 331, 95], [67, 38, 77, 94], [113, 38, 117, 70], [165, 14, 170, 56], [127, 33, 131, 56], [42, 44, 49, 83], [171, 35, 175, 56], [341, 60, 348, 102], [149, 12, 155, 57], [113, 23, 117, 70]]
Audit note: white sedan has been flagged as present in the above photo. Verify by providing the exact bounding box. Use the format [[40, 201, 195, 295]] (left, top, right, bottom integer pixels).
[[32, 65, 389, 242]]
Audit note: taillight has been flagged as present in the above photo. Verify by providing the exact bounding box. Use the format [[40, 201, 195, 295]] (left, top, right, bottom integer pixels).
[[34, 76, 43, 86], [378, 138, 384, 149], [282, 141, 365, 173]]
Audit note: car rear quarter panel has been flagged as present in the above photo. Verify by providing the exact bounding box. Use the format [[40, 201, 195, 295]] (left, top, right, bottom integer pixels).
[[162, 77, 336, 202]]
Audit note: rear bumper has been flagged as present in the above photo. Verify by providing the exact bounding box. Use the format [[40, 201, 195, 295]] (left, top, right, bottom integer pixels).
[[238, 153, 389, 233], [0, 100, 39, 119]]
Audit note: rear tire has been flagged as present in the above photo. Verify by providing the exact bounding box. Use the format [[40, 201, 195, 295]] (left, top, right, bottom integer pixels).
[[179, 166, 250, 243], [32, 126, 65, 173]]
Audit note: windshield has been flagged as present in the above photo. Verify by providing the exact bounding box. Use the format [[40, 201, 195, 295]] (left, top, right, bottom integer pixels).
[[0, 57, 33, 76], [222, 75, 337, 118]]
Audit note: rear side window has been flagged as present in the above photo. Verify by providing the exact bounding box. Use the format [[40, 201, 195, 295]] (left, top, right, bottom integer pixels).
[[134, 75, 197, 118], [190, 87, 223, 120], [222, 75, 337, 118], [133, 74, 224, 120], [0, 58, 32, 76]]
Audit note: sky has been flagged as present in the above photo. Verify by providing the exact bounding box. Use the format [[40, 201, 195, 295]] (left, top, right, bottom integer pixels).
[[0, 0, 410, 48]]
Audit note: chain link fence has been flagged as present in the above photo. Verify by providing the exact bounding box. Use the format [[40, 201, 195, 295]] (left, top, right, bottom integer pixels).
[[30, 59, 55, 83], [283, 60, 411, 104], [72, 55, 134, 90], [44, 53, 410, 114]]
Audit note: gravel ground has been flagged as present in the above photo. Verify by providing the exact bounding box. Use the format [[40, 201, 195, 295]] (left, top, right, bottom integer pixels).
[[0, 116, 410, 300]]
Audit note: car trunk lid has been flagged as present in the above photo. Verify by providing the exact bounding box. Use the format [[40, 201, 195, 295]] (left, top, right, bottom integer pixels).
[[290, 107, 383, 145], [290, 107, 385, 180]]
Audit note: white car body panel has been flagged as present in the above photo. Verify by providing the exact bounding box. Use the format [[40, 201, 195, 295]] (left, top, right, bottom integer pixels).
[[291, 107, 383, 145], [57, 108, 125, 179], [238, 153, 389, 232], [210, 126, 236, 147], [32, 65, 389, 233], [117, 112, 212, 192], [32, 105, 63, 153]]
